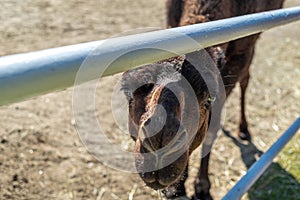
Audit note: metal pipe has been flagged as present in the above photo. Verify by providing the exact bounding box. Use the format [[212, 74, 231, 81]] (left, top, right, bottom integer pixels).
[[0, 7, 300, 106], [222, 117, 300, 200]]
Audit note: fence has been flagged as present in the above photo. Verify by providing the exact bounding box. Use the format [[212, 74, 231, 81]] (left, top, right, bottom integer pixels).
[[222, 117, 300, 200], [0, 6, 300, 199], [0, 7, 300, 106]]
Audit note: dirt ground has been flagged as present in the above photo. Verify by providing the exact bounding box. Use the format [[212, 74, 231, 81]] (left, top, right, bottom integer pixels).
[[0, 0, 299, 199]]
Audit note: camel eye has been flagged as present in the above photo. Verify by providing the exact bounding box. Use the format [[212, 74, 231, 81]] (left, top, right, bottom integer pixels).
[[205, 97, 215, 109], [205, 101, 211, 109]]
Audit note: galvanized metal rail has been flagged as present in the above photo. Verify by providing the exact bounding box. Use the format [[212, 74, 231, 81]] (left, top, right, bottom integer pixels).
[[222, 117, 300, 200], [0, 7, 300, 106]]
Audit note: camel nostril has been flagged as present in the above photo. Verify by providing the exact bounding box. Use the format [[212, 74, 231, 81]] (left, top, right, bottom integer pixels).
[[141, 126, 148, 138], [141, 139, 156, 152], [144, 118, 151, 126], [140, 118, 158, 138], [139, 124, 157, 152]]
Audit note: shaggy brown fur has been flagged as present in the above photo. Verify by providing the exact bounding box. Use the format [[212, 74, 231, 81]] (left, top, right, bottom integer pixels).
[[122, 0, 284, 199]]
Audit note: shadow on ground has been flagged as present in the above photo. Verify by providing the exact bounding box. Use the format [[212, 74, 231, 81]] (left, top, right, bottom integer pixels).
[[223, 129, 300, 200]]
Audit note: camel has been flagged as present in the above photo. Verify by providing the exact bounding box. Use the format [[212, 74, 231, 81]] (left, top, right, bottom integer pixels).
[[121, 0, 284, 199]]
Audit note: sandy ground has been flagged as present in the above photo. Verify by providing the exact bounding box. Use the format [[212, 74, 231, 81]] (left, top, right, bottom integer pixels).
[[0, 0, 299, 199]]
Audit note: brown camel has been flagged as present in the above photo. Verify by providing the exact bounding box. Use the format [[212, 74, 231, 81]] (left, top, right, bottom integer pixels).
[[121, 0, 284, 199]]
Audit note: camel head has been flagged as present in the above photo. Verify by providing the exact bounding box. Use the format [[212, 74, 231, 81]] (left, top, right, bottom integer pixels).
[[121, 53, 218, 189]]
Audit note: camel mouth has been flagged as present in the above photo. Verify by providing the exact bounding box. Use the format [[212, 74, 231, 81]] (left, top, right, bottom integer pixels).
[[134, 124, 189, 189], [135, 137, 189, 189], [139, 163, 187, 190], [143, 179, 169, 190], [139, 170, 170, 190], [139, 152, 188, 189]]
